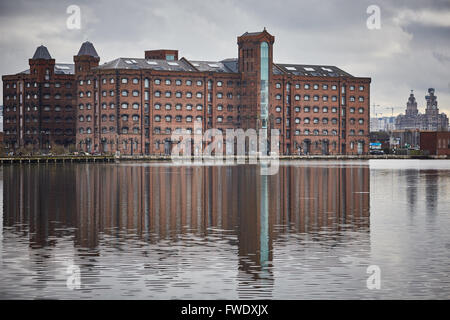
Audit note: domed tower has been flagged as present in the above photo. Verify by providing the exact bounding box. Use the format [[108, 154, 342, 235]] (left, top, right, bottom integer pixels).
[[29, 45, 55, 82], [425, 88, 439, 117], [74, 41, 100, 154], [74, 41, 100, 74], [405, 90, 418, 116]]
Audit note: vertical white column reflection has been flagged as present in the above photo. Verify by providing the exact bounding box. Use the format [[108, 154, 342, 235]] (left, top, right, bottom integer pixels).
[[260, 170, 269, 266], [217, 167, 222, 229]]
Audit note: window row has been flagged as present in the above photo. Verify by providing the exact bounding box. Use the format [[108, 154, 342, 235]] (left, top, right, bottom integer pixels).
[[5, 82, 72, 89], [79, 127, 142, 134], [154, 79, 203, 86], [119, 115, 140, 122], [276, 106, 340, 113], [153, 127, 203, 135], [154, 103, 204, 111], [293, 129, 338, 136], [83, 78, 238, 88], [348, 130, 366, 135], [349, 118, 366, 125], [5, 128, 74, 135], [154, 115, 203, 122], [19, 128, 73, 135], [275, 83, 365, 91], [23, 116, 73, 122], [275, 94, 365, 102], [289, 117, 364, 125], [291, 117, 340, 124], [4, 105, 73, 112]]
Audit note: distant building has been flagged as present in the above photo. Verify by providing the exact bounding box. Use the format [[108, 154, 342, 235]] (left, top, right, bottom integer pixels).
[[369, 131, 390, 151], [420, 131, 450, 156], [396, 89, 449, 131], [390, 129, 421, 149], [370, 116, 396, 132], [0, 105, 3, 132]]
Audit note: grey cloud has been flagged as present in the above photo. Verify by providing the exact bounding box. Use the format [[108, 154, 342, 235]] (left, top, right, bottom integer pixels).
[[433, 52, 450, 64], [0, 0, 449, 116]]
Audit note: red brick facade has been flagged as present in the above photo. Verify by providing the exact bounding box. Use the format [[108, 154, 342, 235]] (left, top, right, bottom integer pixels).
[[3, 30, 371, 155], [420, 131, 450, 155], [2, 46, 76, 152]]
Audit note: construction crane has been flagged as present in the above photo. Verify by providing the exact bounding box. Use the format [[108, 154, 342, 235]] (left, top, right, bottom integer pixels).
[[385, 107, 395, 117], [372, 104, 380, 117]]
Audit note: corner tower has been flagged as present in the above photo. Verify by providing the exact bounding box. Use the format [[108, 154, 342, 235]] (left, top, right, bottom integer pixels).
[[425, 88, 439, 116], [237, 29, 275, 130], [74, 41, 100, 74], [406, 90, 418, 116], [29, 45, 55, 82]]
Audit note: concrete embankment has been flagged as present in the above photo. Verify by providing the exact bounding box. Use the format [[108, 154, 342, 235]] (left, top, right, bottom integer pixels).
[[1, 154, 448, 165]]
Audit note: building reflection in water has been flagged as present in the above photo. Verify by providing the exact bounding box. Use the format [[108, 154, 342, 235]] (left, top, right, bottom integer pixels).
[[404, 169, 419, 217], [424, 170, 439, 220], [2, 162, 370, 298]]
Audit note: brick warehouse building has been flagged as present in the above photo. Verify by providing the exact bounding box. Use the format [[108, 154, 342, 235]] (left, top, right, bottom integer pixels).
[[2, 29, 371, 155], [420, 131, 450, 156], [2, 46, 76, 151]]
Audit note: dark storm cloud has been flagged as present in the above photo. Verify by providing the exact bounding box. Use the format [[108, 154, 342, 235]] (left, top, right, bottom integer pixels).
[[0, 0, 449, 115]]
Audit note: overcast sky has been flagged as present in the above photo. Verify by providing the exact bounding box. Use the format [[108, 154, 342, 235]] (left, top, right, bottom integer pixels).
[[1, 0, 449, 117]]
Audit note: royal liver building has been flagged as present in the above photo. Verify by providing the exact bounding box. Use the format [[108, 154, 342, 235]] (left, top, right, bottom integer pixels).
[[396, 88, 449, 131]]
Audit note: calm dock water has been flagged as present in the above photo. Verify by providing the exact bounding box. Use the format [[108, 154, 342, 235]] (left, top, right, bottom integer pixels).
[[0, 160, 449, 299]]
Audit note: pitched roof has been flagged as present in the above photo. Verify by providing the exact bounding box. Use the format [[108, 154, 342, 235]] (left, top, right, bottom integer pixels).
[[275, 63, 353, 77], [54, 63, 75, 74], [96, 58, 197, 72], [18, 63, 75, 75], [95, 57, 240, 74], [77, 41, 99, 57], [94, 56, 353, 77], [240, 27, 271, 37], [186, 60, 237, 73], [221, 59, 239, 73], [32, 45, 52, 60], [241, 31, 264, 37]]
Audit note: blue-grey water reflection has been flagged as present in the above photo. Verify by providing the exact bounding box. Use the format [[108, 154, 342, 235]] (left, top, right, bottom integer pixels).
[[0, 160, 449, 299]]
